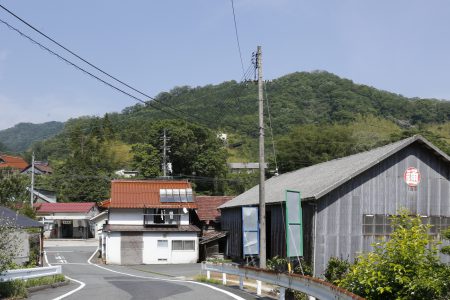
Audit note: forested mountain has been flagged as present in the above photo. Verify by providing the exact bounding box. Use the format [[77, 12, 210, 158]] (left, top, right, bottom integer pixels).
[[23, 71, 450, 201], [0, 121, 64, 153]]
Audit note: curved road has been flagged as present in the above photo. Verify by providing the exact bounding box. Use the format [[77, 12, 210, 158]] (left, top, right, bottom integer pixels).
[[29, 245, 255, 300]]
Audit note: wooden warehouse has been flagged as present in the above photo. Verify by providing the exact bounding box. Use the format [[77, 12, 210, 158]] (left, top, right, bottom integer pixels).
[[219, 135, 450, 276]]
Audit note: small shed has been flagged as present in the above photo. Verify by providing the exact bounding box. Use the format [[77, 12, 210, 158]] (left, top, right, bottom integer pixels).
[[195, 196, 233, 260], [220, 135, 450, 276]]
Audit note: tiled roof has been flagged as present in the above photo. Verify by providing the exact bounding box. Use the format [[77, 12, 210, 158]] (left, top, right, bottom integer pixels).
[[110, 180, 197, 209], [34, 202, 96, 213], [196, 196, 234, 222], [0, 206, 43, 228], [104, 224, 201, 232], [220, 135, 450, 208], [0, 154, 28, 170], [200, 230, 227, 244]]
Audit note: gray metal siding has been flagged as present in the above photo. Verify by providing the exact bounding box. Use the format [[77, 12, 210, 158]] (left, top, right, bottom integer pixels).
[[314, 143, 450, 276], [120, 232, 143, 264]]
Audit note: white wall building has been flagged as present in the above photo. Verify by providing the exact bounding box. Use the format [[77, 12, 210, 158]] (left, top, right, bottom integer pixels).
[[34, 202, 98, 239], [102, 180, 200, 265]]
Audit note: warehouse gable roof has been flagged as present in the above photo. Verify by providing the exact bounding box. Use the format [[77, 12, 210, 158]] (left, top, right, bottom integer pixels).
[[220, 135, 450, 209]]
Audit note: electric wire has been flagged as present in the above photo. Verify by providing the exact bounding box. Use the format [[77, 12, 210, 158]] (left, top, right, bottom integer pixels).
[[229, 0, 245, 77], [0, 15, 260, 136], [0, 7, 261, 136], [0, 4, 214, 125], [263, 81, 279, 175]]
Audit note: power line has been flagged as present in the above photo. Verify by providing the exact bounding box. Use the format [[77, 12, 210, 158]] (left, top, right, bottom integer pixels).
[[229, 0, 245, 77], [0, 17, 226, 129], [0, 6, 264, 138], [0, 4, 213, 124], [264, 81, 279, 175]]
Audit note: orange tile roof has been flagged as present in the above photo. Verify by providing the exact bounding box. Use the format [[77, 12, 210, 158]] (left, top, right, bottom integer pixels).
[[34, 202, 96, 213], [0, 154, 28, 170], [110, 180, 197, 209], [195, 196, 234, 222]]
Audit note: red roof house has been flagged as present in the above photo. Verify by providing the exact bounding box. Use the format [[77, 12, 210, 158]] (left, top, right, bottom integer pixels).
[[195, 196, 234, 224], [109, 180, 197, 209], [0, 154, 28, 171], [34, 202, 96, 213], [34, 202, 98, 239]]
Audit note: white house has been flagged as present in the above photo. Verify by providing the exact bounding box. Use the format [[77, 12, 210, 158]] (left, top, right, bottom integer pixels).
[[34, 202, 98, 239], [102, 180, 200, 265]]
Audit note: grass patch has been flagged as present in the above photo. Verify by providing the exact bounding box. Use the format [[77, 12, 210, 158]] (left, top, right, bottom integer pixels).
[[25, 274, 66, 288], [194, 275, 222, 285], [0, 274, 66, 299], [205, 258, 233, 264]]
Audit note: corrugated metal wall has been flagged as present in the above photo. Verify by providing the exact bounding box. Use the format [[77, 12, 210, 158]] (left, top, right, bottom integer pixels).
[[314, 142, 450, 276], [221, 207, 242, 258], [221, 203, 314, 263]]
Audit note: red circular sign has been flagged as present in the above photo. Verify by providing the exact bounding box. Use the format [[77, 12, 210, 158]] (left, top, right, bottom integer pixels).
[[404, 167, 421, 187]]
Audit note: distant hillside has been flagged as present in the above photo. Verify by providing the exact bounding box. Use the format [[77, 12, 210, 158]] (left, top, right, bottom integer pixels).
[[112, 71, 450, 138], [0, 121, 64, 153]]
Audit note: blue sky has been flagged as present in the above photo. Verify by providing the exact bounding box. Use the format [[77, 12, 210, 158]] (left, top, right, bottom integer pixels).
[[1, 0, 450, 130]]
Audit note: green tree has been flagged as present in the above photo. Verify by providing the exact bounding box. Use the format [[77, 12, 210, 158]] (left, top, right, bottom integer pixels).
[[131, 143, 161, 178], [0, 171, 29, 207], [338, 210, 450, 299]]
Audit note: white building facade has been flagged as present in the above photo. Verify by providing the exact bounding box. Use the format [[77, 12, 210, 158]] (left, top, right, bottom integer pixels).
[[102, 180, 200, 265]]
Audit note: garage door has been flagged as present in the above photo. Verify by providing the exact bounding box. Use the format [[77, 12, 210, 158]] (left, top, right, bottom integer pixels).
[[121, 232, 143, 264]]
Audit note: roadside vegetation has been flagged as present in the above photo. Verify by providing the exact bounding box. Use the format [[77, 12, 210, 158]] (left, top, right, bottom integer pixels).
[[0, 274, 66, 299], [324, 210, 450, 300]]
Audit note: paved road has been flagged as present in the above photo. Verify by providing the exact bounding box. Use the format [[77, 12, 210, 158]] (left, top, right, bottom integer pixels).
[[29, 245, 258, 300]]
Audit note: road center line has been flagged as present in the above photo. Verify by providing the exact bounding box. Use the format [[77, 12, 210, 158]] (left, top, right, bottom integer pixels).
[[44, 251, 86, 300], [87, 248, 245, 300]]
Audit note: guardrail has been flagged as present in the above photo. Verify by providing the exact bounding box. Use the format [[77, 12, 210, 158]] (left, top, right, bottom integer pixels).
[[0, 266, 62, 282], [201, 262, 364, 300]]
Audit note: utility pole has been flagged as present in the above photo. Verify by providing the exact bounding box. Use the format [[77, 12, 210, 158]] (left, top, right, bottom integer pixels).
[[257, 46, 266, 269], [30, 152, 35, 206], [162, 129, 168, 177]]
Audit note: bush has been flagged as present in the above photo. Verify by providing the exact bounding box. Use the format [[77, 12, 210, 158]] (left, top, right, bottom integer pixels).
[[0, 280, 27, 298], [324, 257, 350, 284], [267, 256, 312, 300], [338, 210, 450, 299]]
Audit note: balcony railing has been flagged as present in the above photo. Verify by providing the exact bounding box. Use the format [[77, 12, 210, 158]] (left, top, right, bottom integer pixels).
[[143, 213, 181, 226]]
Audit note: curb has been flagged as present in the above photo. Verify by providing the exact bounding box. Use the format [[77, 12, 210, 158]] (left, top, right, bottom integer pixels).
[[27, 280, 70, 293]]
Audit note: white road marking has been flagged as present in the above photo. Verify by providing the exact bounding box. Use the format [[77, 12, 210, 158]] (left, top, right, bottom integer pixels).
[[87, 248, 245, 300], [43, 251, 86, 300], [45, 251, 74, 253]]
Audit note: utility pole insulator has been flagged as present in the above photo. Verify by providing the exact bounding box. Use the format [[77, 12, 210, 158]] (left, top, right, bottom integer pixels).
[[257, 46, 266, 269]]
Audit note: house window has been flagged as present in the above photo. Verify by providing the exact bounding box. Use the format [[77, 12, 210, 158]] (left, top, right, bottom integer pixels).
[[363, 214, 450, 236], [157, 240, 168, 248], [172, 240, 195, 251]]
